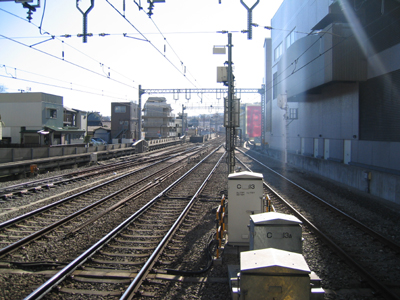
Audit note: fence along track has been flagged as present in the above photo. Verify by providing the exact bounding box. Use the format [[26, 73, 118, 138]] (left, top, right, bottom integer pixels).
[[0, 145, 200, 200], [24, 145, 225, 300]]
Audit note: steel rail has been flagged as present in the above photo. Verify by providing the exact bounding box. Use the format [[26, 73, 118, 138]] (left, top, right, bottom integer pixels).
[[121, 146, 225, 299], [0, 147, 199, 230], [0, 147, 205, 258], [236, 151, 400, 300], [24, 145, 223, 300], [263, 182, 400, 300], [0, 154, 188, 258], [237, 149, 400, 252]]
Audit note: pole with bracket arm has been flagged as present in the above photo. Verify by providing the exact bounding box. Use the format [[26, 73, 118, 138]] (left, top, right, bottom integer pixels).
[[240, 0, 260, 40], [227, 32, 235, 173]]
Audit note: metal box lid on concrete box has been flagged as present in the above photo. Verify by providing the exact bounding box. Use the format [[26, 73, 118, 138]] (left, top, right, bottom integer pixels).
[[240, 248, 310, 300], [249, 212, 303, 253], [228, 171, 263, 180], [227, 171, 264, 246]]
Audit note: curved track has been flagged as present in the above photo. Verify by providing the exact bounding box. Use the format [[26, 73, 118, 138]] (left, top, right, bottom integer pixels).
[[0, 145, 198, 200], [24, 146, 225, 299], [0, 146, 205, 260]]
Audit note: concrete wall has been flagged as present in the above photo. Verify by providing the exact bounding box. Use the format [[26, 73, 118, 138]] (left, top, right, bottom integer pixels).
[[286, 152, 400, 205], [0, 143, 131, 164], [260, 147, 400, 204]]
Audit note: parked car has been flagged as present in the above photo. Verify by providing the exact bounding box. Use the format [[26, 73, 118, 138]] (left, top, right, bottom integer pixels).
[[91, 138, 107, 145]]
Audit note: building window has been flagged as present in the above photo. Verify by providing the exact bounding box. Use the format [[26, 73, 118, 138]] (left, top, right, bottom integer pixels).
[[114, 106, 126, 113], [274, 43, 283, 61], [48, 108, 57, 119], [289, 108, 298, 119], [286, 29, 295, 49]]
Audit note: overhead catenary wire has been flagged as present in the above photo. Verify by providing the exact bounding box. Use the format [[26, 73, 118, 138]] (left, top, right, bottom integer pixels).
[[0, 31, 230, 40], [0, 34, 136, 90], [0, 7, 137, 87], [0, 74, 133, 102], [0, 64, 132, 99], [0, 4, 244, 93], [145, 12, 199, 86], [38, 0, 47, 35], [105, 0, 198, 88]]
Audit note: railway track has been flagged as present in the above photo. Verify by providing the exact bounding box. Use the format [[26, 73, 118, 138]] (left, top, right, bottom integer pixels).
[[236, 148, 400, 300], [23, 146, 225, 299], [0, 146, 206, 260]]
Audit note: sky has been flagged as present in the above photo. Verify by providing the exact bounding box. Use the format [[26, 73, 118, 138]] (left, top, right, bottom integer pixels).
[[0, 0, 283, 117]]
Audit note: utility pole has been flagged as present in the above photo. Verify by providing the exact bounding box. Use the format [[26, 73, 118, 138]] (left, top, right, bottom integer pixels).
[[227, 32, 235, 173], [138, 85, 144, 140], [182, 104, 186, 136]]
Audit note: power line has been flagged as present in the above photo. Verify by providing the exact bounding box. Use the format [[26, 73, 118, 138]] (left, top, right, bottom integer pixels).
[[38, 0, 47, 35], [0, 31, 244, 40], [0, 34, 137, 90], [105, 0, 198, 88], [0, 64, 132, 99], [0, 7, 137, 87], [145, 12, 199, 86], [0, 74, 134, 101]]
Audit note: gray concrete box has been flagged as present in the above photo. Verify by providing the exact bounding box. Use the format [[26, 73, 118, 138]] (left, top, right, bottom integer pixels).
[[90, 152, 98, 163], [249, 212, 303, 253], [240, 248, 310, 300], [228, 171, 264, 246]]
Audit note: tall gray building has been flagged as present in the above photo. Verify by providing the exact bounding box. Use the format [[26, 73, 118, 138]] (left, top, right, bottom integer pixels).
[[265, 0, 400, 203]]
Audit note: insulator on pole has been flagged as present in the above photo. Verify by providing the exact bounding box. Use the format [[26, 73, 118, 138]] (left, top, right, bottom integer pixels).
[[240, 0, 260, 40]]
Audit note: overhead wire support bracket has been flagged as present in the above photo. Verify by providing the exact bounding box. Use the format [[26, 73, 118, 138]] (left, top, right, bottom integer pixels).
[[240, 0, 260, 40], [134, 0, 143, 11], [22, 0, 40, 22], [123, 33, 148, 42], [76, 0, 94, 43], [29, 35, 55, 47], [2, 65, 16, 78], [146, 0, 165, 17]]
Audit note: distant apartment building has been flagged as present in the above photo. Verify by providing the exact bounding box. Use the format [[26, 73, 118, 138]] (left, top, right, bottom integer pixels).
[[142, 97, 176, 140], [111, 101, 139, 142], [0, 92, 86, 145]]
